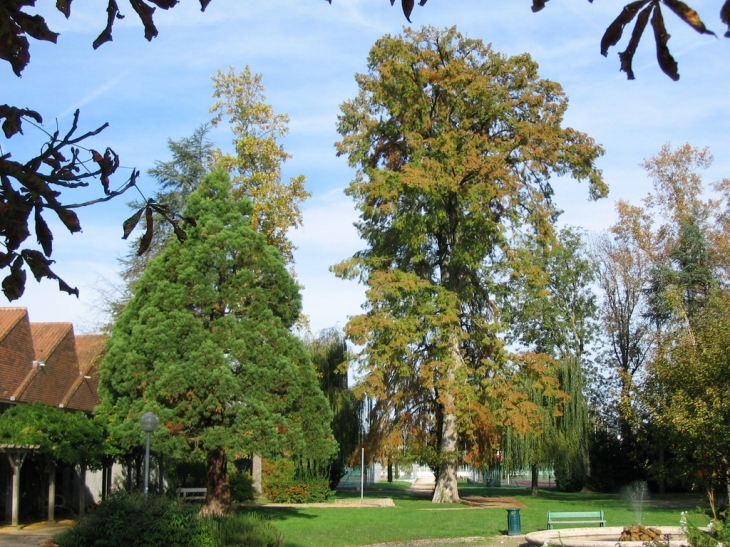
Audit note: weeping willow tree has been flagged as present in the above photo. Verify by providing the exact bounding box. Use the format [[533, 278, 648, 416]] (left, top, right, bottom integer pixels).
[[552, 356, 591, 491], [305, 329, 363, 487], [508, 227, 596, 492]]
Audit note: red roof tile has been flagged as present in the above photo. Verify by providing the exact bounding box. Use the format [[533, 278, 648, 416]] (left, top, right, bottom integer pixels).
[[19, 324, 79, 407], [65, 335, 107, 412], [0, 309, 105, 412], [0, 308, 27, 341], [30, 323, 74, 364], [0, 309, 35, 401]]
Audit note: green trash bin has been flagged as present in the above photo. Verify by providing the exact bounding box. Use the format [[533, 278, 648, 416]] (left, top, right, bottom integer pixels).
[[507, 508, 521, 535]]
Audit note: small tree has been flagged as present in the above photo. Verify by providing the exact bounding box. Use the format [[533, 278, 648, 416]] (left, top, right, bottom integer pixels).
[[98, 169, 336, 515], [508, 227, 596, 492], [305, 329, 362, 487]]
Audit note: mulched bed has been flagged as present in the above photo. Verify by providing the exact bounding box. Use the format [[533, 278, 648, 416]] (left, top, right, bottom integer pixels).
[[417, 497, 527, 511], [461, 497, 527, 509]]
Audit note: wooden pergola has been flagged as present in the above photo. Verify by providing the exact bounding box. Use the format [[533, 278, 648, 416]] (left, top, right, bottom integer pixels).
[[0, 444, 40, 527]]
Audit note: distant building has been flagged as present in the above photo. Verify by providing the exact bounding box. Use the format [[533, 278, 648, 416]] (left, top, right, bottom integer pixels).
[[0, 307, 107, 523]]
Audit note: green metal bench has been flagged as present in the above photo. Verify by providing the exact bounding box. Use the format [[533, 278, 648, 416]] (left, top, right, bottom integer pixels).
[[547, 510, 606, 529]]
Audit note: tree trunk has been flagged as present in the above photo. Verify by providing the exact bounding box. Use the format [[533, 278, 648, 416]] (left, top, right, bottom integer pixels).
[[618, 371, 634, 445], [125, 455, 133, 491], [157, 453, 164, 494], [47, 461, 56, 523], [432, 406, 460, 503], [78, 463, 87, 517], [659, 445, 666, 494], [134, 454, 142, 490], [387, 457, 393, 483], [199, 448, 231, 516], [531, 464, 539, 496], [432, 338, 462, 504]]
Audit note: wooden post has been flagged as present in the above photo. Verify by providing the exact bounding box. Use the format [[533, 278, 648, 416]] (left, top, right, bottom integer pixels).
[[78, 463, 86, 516], [252, 454, 262, 494], [48, 461, 56, 523], [7, 452, 28, 528]]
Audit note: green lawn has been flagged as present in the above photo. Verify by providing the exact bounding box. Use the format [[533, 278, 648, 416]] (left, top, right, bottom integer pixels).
[[242, 482, 710, 547]]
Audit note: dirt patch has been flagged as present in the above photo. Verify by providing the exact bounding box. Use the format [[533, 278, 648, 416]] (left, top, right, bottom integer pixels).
[[243, 498, 396, 508], [461, 497, 527, 509], [363, 535, 528, 547]]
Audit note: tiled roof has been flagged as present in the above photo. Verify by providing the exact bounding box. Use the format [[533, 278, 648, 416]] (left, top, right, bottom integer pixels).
[[0, 309, 35, 400], [64, 334, 107, 412], [0, 309, 105, 412], [19, 325, 79, 406], [30, 323, 74, 363], [0, 308, 26, 341], [75, 335, 108, 374]]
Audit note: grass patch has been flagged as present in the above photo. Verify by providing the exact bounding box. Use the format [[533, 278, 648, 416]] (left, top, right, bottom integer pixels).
[[244, 481, 710, 547]]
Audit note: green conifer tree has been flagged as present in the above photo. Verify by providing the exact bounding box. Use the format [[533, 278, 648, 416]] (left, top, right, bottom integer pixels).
[[98, 169, 335, 515]]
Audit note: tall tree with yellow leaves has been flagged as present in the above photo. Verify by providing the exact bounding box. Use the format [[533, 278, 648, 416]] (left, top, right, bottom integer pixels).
[[333, 26, 606, 503], [210, 66, 310, 265]]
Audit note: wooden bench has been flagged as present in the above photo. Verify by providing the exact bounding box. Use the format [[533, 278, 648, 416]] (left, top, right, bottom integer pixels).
[[177, 487, 207, 502], [547, 511, 606, 529]]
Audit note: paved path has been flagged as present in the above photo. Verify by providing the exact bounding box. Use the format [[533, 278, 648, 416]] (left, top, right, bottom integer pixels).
[[0, 522, 72, 547], [407, 477, 436, 496]]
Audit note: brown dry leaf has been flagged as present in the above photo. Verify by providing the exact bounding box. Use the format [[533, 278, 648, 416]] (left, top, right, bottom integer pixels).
[[129, 0, 158, 41], [122, 207, 145, 239], [21, 250, 78, 297], [173, 224, 188, 242], [13, 11, 59, 42], [93, 0, 121, 49], [2, 257, 26, 301], [56, 0, 72, 18], [55, 207, 82, 233], [91, 148, 120, 194], [601, 0, 652, 56], [720, 0, 730, 36], [0, 16, 30, 76], [148, 0, 179, 8], [402, 0, 414, 21], [652, 4, 680, 80], [137, 206, 154, 255], [619, 3, 653, 79], [663, 0, 716, 35], [0, 105, 43, 138], [34, 207, 54, 256]]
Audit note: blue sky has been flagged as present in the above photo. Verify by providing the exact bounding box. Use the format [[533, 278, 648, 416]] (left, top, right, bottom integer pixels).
[[2, 0, 729, 334]]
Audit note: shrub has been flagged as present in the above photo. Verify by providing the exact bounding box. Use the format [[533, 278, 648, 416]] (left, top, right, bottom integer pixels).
[[261, 458, 333, 503], [230, 471, 256, 502], [53, 492, 214, 547], [262, 477, 332, 503], [206, 513, 284, 547], [54, 493, 285, 547], [682, 512, 730, 547]]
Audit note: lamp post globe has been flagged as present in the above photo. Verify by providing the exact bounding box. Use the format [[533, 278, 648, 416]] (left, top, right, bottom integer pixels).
[[140, 412, 159, 433], [139, 412, 159, 494]]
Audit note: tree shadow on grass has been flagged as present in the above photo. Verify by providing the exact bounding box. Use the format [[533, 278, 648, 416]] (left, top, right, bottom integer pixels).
[[236, 506, 319, 522], [336, 483, 419, 502]]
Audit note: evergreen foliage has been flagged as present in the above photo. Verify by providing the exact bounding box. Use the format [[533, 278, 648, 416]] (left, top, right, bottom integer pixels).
[[98, 169, 335, 514]]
